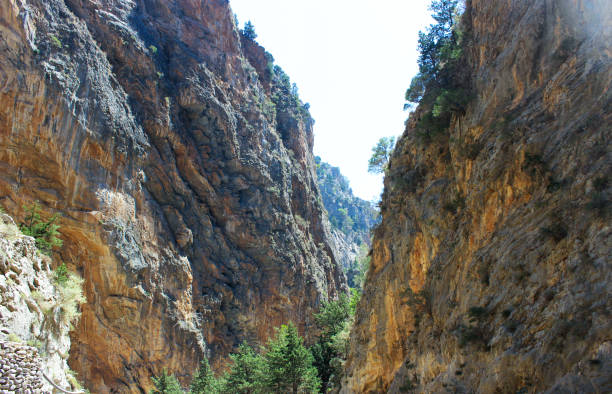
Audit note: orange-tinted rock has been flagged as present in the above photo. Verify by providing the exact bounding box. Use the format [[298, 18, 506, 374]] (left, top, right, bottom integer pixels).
[[344, 0, 611, 392], [0, 0, 345, 392]]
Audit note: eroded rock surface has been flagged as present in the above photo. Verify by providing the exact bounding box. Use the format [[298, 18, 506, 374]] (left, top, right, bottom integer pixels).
[[344, 0, 611, 392], [0, 0, 345, 392]]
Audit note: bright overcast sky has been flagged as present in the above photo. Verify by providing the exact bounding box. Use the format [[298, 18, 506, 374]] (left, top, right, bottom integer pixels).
[[230, 1, 432, 201]]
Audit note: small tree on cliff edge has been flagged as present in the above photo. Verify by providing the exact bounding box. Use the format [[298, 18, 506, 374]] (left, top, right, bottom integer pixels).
[[368, 137, 396, 174], [242, 21, 257, 40]]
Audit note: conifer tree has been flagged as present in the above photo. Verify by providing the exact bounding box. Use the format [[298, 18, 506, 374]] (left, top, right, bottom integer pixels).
[[191, 357, 219, 394], [368, 137, 395, 174], [150, 369, 182, 394], [242, 21, 257, 40], [262, 323, 320, 393], [20, 202, 62, 255], [223, 343, 263, 394]]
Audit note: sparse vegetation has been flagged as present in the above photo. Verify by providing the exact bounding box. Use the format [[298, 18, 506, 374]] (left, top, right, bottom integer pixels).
[[346, 245, 370, 290], [149, 45, 158, 54], [467, 306, 487, 322], [315, 157, 378, 242], [56, 270, 86, 327], [593, 176, 608, 192], [458, 140, 484, 160], [522, 152, 546, 178]]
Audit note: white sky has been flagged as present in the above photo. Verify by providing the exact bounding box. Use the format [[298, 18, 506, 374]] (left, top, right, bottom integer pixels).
[[230, 1, 432, 201]]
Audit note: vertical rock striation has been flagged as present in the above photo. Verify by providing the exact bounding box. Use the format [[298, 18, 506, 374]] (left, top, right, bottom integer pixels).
[[344, 0, 611, 392], [0, 0, 345, 392]]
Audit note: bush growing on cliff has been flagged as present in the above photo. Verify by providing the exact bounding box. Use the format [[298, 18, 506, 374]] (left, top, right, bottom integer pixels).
[[57, 269, 86, 327], [20, 202, 63, 255]]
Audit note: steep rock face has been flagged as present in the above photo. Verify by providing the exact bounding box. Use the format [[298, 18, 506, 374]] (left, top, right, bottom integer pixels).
[[0, 0, 345, 392], [344, 0, 611, 392]]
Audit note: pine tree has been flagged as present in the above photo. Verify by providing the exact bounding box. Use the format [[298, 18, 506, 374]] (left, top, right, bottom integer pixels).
[[367, 137, 395, 174], [191, 357, 218, 394], [262, 323, 320, 393], [242, 21, 257, 40], [150, 369, 182, 394], [20, 202, 62, 255], [223, 343, 263, 394]]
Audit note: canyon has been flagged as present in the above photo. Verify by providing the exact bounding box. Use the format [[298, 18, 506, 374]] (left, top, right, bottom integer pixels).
[[0, 0, 610, 393]]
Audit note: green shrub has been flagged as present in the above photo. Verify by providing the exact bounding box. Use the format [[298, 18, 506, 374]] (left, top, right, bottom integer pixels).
[[7, 333, 21, 343], [54, 263, 69, 285], [20, 203, 63, 255], [50, 35, 62, 48]]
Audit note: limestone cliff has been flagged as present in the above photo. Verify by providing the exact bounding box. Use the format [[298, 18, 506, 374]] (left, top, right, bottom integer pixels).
[[344, 0, 611, 392], [0, 0, 345, 392]]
